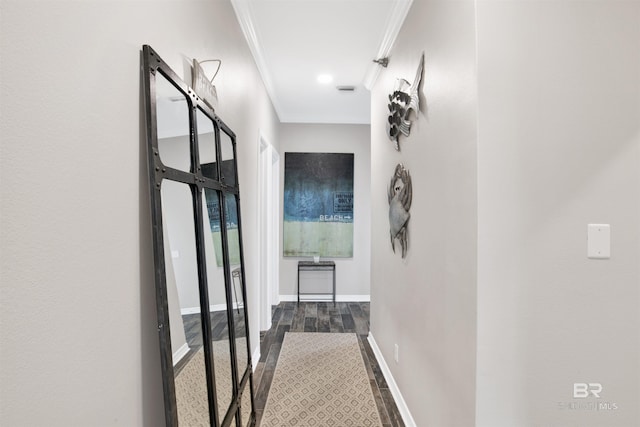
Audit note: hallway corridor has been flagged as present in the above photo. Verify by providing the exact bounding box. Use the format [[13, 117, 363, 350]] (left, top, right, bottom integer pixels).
[[253, 302, 404, 426]]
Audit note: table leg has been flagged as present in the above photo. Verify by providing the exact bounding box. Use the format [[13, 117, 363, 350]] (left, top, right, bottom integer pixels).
[[333, 266, 336, 306], [297, 266, 300, 304]]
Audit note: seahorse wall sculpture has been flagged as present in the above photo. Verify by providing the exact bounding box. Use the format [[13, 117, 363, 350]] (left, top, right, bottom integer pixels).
[[388, 164, 412, 258], [386, 53, 424, 151]]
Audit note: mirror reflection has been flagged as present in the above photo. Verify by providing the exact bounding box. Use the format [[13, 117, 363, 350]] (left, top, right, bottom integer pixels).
[[161, 180, 210, 426], [219, 130, 236, 187], [224, 194, 249, 381], [197, 109, 219, 181], [202, 188, 235, 419], [156, 72, 191, 172]]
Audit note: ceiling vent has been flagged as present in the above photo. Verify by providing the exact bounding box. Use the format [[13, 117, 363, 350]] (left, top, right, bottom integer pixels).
[[336, 85, 356, 92]]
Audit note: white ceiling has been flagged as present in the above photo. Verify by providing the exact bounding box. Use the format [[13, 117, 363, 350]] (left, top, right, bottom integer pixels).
[[231, 0, 413, 125]]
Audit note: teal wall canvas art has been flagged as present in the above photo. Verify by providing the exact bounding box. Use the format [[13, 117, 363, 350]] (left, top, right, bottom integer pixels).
[[283, 152, 354, 257]]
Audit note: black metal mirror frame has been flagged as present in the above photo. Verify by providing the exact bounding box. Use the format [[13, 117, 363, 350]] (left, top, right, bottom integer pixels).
[[142, 45, 255, 427]]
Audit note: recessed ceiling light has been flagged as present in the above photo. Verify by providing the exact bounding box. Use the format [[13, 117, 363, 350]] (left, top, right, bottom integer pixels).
[[317, 74, 333, 84]]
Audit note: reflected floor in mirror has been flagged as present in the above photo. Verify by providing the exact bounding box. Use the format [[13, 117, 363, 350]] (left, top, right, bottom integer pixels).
[[174, 339, 248, 426], [178, 310, 247, 351], [174, 309, 249, 426]]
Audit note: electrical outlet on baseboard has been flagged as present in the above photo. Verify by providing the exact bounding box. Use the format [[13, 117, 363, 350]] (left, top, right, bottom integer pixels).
[[394, 344, 399, 364]]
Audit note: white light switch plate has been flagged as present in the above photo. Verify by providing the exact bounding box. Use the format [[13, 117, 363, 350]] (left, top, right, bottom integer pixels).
[[587, 224, 610, 259]]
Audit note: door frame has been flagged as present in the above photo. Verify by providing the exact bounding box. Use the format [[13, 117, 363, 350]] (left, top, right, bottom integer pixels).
[[258, 134, 280, 331]]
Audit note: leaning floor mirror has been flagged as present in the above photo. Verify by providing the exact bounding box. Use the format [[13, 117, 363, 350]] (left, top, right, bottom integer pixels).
[[142, 45, 255, 427]]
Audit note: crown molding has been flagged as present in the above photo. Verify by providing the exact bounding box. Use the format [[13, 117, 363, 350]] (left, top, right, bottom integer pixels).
[[230, 0, 285, 121], [363, 0, 414, 90]]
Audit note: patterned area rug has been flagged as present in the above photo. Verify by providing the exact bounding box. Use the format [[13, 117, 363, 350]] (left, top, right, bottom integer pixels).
[[175, 339, 250, 426], [261, 332, 383, 427], [175, 347, 210, 426]]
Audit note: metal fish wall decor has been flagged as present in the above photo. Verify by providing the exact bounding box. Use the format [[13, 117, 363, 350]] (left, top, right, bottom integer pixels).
[[386, 53, 424, 151], [388, 164, 412, 258]]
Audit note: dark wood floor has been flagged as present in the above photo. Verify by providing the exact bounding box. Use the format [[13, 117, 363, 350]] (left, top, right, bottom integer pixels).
[[174, 309, 247, 376], [252, 302, 405, 427]]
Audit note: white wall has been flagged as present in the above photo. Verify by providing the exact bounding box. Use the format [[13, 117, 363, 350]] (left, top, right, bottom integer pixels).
[[369, 0, 478, 425], [279, 123, 371, 300], [0, 0, 278, 425], [371, 1, 640, 425], [476, 1, 640, 426]]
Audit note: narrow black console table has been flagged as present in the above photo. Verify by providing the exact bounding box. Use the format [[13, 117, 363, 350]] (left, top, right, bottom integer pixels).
[[297, 261, 336, 304]]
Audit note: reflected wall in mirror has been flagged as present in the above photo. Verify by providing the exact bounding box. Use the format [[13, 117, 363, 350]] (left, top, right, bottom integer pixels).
[[143, 45, 255, 427], [219, 130, 236, 187], [223, 193, 248, 381], [156, 72, 191, 172], [198, 108, 219, 181]]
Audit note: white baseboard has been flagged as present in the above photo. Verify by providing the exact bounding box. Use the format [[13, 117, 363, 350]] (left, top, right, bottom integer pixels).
[[279, 294, 370, 302], [181, 306, 201, 315], [181, 303, 244, 315], [172, 343, 191, 367], [367, 333, 416, 427]]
